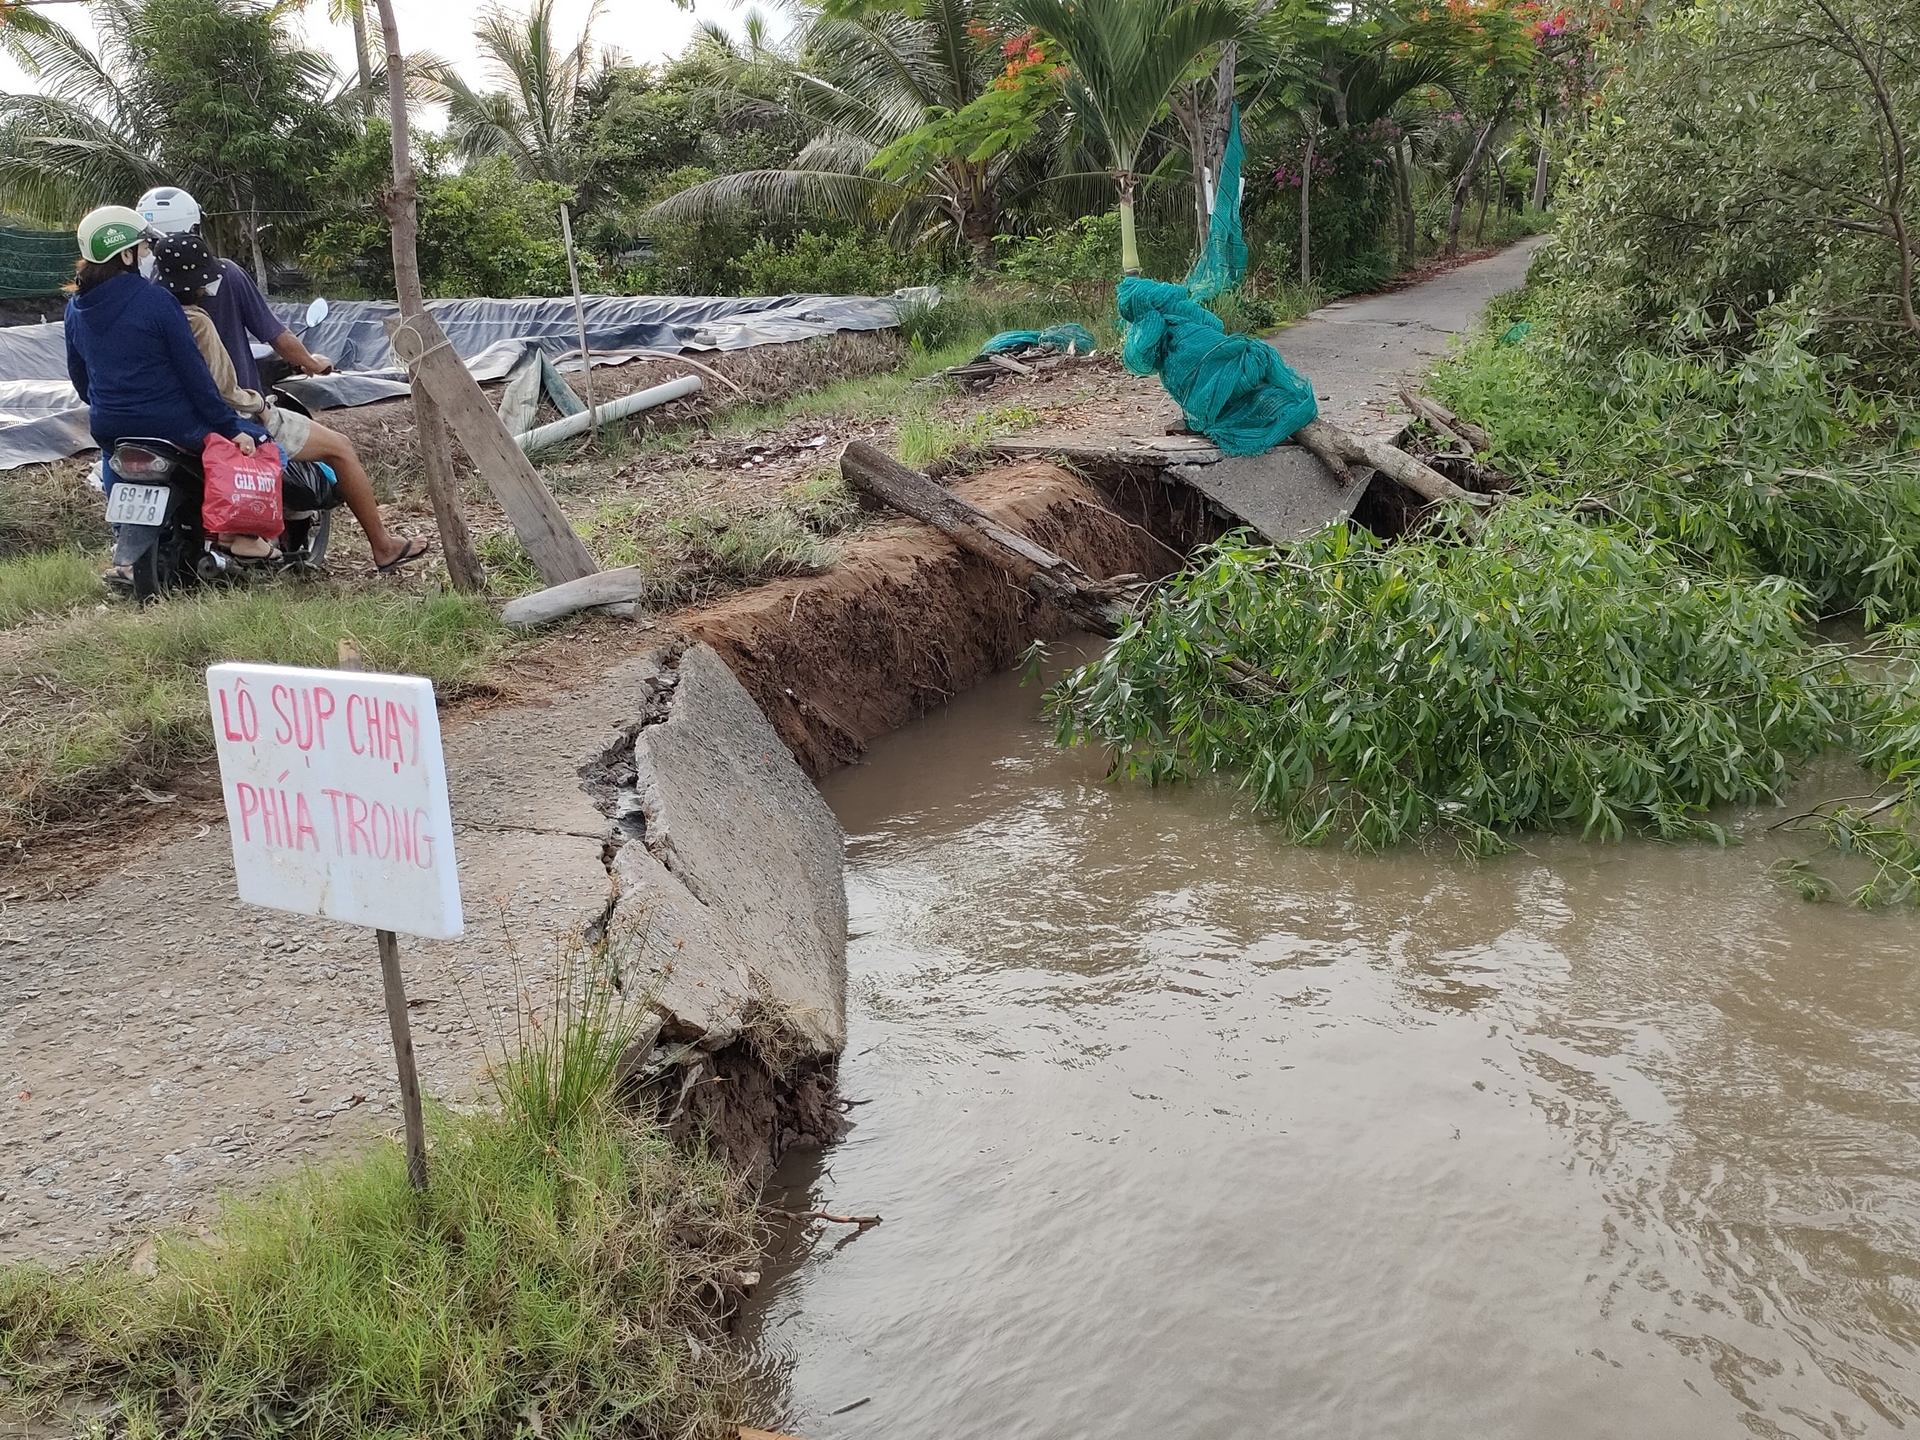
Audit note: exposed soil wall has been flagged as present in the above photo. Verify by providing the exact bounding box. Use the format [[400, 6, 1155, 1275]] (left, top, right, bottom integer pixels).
[[678, 461, 1211, 778]]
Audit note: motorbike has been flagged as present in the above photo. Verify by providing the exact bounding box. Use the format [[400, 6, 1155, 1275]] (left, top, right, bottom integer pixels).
[[104, 389, 342, 604]]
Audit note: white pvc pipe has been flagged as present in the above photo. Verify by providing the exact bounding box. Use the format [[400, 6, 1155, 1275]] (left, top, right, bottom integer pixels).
[[514, 373, 703, 454]]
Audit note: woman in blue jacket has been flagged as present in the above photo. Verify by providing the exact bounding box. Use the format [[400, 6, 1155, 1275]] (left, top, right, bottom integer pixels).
[[64, 206, 269, 579]]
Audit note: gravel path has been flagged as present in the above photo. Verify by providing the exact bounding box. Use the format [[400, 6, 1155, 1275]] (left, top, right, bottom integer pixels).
[[1, 654, 643, 1261]]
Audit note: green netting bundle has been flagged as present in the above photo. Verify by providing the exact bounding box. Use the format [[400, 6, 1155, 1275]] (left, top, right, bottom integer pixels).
[[979, 322, 1098, 357], [1118, 277, 1318, 455], [1184, 105, 1247, 302]]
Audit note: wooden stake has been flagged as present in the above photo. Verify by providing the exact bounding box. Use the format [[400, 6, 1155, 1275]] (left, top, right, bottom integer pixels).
[[371, 0, 485, 593], [386, 310, 598, 586], [338, 638, 428, 1191], [377, 927, 429, 1191], [559, 203, 599, 428]]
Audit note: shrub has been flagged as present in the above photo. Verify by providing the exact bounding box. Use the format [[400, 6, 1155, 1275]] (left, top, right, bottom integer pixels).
[[995, 214, 1121, 295], [1050, 498, 1850, 853], [737, 230, 920, 296]]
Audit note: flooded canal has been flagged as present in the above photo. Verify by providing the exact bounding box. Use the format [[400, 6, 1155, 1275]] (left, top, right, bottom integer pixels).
[[744, 649, 1920, 1439]]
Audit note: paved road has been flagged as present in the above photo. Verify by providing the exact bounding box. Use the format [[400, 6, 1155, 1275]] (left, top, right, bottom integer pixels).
[[1271, 236, 1549, 435]]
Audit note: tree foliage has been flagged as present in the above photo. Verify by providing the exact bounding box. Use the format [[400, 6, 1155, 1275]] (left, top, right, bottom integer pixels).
[[1550, 0, 1920, 375]]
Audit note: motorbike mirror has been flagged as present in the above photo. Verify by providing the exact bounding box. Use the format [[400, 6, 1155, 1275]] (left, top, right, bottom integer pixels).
[[304, 296, 329, 329]]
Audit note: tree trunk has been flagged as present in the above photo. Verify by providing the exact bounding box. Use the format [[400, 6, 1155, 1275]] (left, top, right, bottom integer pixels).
[[1118, 172, 1141, 276], [1395, 137, 1417, 260], [1530, 132, 1549, 210], [246, 200, 268, 290], [372, 0, 485, 593], [350, 1, 375, 120], [1299, 125, 1315, 286], [1446, 102, 1506, 256]]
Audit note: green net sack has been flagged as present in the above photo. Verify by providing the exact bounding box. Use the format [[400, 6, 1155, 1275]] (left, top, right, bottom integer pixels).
[[979, 323, 1097, 357], [1184, 105, 1248, 302], [1119, 276, 1317, 455], [0, 227, 80, 299]]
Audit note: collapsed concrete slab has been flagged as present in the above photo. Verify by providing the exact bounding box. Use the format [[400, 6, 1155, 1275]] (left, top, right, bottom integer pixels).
[[582, 640, 847, 1183]]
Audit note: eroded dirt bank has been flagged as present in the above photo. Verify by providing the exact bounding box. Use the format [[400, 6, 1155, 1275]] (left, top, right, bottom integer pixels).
[[685, 461, 1210, 775], [1, 461, 1181, 1258]]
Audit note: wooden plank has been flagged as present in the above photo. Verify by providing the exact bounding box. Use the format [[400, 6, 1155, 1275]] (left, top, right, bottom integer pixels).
[[986, 351, 1034, 377], [501, 566, 648, 627], [991, 434, 1224, 468], [385, 312, 598, 586], [497, 345, 543, 436]]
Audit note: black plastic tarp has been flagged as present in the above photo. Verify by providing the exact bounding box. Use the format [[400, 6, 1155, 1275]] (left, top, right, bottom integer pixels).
[[0, 287, 932, 469]]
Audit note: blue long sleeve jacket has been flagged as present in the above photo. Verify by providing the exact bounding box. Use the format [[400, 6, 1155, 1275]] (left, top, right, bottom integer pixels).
[[64, 270, 268, 452]]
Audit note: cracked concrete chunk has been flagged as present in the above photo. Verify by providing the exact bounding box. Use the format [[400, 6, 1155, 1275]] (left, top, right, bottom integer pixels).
[[601, 643, 847, 1056]]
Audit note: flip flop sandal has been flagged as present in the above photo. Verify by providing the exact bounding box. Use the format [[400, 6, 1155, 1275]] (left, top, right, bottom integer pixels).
[[373, 537, 432, 574]]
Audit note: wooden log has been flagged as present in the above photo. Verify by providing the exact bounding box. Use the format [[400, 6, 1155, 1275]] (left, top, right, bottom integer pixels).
[[1397, 386, 1492, 452], [501, 566, 648, 627], [386, 311, 598, 587], [840, 439, 1132, 637], [1292, 424, 1356, 487], [1293, 418, 1485, 511], [497, 345, 543, 436]]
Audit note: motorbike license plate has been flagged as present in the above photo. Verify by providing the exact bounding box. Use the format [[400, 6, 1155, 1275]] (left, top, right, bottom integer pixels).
[[105, 483, 170, 526]]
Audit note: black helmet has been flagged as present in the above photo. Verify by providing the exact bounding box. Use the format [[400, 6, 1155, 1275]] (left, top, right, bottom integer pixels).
[[152, 233, 222, 304]]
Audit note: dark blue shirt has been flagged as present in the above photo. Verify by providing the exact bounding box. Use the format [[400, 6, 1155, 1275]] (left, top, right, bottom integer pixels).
[[64, 270, 264, 452], [200, 258, 286, 393]]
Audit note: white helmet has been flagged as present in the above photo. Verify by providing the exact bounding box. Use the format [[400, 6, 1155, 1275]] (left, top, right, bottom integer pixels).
[[136, 186, 201, 235]]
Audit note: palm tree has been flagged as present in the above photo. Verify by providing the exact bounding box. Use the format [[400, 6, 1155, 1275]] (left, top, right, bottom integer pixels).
[[0, 0, 349, 274], [645, 0, 1020, 260], [429, 0, 616, 188], [1007, 0, 1247, 274], [0, 0, 170, 221]]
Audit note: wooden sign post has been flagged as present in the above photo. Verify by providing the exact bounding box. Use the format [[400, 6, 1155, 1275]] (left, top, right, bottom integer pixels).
[[205, 646, 462, 1191]]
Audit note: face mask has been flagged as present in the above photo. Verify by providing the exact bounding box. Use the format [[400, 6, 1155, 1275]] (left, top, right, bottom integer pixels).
[[137, 252, 156, 280], [203, 277, 221, 296]]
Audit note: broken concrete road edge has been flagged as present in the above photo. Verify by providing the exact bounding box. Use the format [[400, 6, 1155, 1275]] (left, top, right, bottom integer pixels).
[[581, 641, 849, 1185]]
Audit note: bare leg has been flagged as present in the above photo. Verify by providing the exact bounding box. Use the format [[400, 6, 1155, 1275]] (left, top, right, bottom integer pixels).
[[292, 423, 427, 568]]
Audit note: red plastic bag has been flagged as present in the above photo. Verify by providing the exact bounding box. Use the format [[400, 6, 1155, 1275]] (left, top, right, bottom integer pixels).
[[201, 435, 284, 539]]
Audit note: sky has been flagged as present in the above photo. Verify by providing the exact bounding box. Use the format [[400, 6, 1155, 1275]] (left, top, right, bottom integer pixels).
[[0, 0, 764, 105]]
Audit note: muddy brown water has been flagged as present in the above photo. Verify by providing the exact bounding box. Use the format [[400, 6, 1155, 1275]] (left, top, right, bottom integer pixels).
[[743, 646, 1920, 1440]]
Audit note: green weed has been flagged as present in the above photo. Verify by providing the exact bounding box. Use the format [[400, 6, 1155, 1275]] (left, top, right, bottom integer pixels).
[[0, 946, 758, 1440], [1051, 497, 1852, 854], [0, 549, 106, 628], [0, 586, 504, 842]]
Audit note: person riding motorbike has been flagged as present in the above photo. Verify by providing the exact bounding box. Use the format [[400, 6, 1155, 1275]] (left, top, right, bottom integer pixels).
[[135, 186, 332, 392], [63, 206, 268, 582], [150, 234, 431, 572]]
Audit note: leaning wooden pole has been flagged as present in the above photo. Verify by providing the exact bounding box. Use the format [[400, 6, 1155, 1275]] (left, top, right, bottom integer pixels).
[[839, 439, 1132, 636], [373, 0, 485, 593]]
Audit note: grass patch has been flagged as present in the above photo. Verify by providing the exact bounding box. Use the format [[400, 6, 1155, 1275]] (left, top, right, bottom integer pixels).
[[0, 462, 109, 559], [0, 947, 760, 1440], [0, 585, 505, 843], [483, 471, 854, 607], [895, 403, 1041, 471], [0, 548, 105, 628]]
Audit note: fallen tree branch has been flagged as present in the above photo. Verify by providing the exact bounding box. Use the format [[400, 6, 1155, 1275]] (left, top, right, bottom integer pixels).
[[1292, 424, 1356, 486], [840, 438, 1136, 637], [1397, 386, 1492, 452], [1294, 418, 1487, 520], [773, 1209, 884, 1228]]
